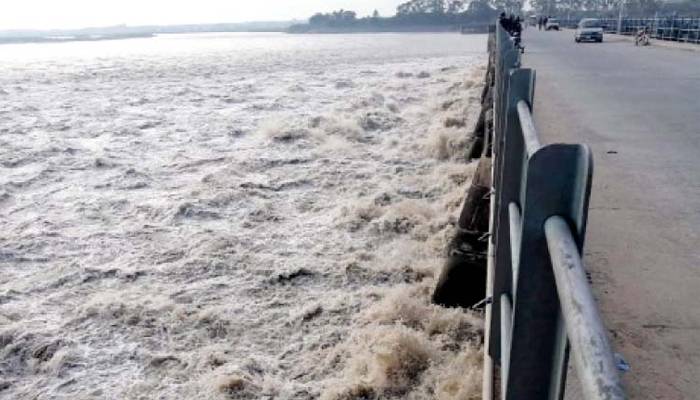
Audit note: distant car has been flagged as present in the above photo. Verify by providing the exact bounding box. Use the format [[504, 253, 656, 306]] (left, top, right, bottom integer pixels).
[[575, 18, 604, 43], [545, 19, 560, 31]]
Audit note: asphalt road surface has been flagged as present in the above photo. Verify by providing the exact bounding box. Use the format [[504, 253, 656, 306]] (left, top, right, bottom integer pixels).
[[523, 28, 700, 399]]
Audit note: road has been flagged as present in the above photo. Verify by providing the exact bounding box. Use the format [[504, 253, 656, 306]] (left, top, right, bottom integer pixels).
[[523, 29, 700, 399]]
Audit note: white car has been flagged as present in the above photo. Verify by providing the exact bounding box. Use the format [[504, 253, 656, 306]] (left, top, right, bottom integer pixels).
[[575, 18, 604, 43], [545, 19, 560, 31]]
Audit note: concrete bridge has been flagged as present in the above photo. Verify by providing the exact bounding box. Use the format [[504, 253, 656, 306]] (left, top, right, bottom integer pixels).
[[524, 28, 700, 399]]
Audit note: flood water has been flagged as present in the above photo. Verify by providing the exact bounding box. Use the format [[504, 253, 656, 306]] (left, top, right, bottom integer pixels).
[[0, 32, 487, 399]]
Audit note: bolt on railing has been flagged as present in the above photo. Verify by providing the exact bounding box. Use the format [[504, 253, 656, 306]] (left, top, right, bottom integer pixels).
[[483, 22, 626, 400]]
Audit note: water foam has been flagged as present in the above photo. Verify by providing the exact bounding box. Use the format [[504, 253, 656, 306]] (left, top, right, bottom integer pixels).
[[0, 32, 487, 399]]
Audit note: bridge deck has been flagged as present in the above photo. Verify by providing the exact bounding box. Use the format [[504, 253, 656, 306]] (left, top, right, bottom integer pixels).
[[523, 28, 700, 399]]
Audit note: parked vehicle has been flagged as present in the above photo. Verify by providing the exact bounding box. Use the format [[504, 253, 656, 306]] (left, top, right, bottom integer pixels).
[[546, 18, 560, 31], [575, 18, 604, 43]]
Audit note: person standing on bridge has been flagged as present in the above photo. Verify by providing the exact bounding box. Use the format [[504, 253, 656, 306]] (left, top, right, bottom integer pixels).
[[515, 16, 523, 36], [499, 12, 511, 33]]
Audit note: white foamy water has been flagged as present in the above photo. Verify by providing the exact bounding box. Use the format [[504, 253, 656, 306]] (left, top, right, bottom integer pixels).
[[0, 32, 487, 399]]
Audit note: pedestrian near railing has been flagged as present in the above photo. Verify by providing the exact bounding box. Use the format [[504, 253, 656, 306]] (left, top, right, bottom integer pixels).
[[482, 22, 626, 400]]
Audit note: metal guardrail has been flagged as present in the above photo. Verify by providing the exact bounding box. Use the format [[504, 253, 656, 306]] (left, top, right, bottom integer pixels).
[[483, 23, 626, 400], [616, 18, 700, 43], [557, 17, 700, 43]]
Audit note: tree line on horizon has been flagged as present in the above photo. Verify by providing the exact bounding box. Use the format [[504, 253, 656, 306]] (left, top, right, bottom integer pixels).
[[292, 0, 700, 32], [295, 0, 502, 31]]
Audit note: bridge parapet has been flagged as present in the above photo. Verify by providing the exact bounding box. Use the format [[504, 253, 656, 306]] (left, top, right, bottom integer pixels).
[[484, 22, 626, 400]]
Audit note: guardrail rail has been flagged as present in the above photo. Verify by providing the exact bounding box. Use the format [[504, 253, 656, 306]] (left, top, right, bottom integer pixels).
[[556, 17, 700, 43], [483, 22, 626, 400]]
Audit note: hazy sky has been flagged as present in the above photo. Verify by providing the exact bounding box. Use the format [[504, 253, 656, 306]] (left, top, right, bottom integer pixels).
[[0, 0, 406, 30]]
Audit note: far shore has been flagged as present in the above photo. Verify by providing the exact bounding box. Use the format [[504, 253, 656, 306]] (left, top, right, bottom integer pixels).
[[0, 32, 156, 45]]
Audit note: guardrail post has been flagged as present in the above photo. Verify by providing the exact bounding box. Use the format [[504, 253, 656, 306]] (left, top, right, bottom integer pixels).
[[505, 143, 593, 400], [489, 68, 535, 365], [491, 47, 520, 210], [491, 24, 520, 252]]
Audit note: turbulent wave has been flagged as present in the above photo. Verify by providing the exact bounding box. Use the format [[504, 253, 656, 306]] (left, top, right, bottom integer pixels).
[[0, 33, 487, 399]]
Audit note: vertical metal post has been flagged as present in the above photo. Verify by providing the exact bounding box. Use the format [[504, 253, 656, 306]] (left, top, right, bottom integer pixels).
[[491, 47, 520, 239], [617, 0, 625, 34], [504, 143, 594, 400], [489, 68, 535, 364]]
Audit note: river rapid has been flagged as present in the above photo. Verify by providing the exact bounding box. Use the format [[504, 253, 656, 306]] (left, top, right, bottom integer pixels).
[[0, 32, 487, 399]]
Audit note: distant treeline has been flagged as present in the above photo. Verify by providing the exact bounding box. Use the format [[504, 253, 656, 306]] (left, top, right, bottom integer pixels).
[[288, 0, 502, 33], [289, 0, 700, 34]]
